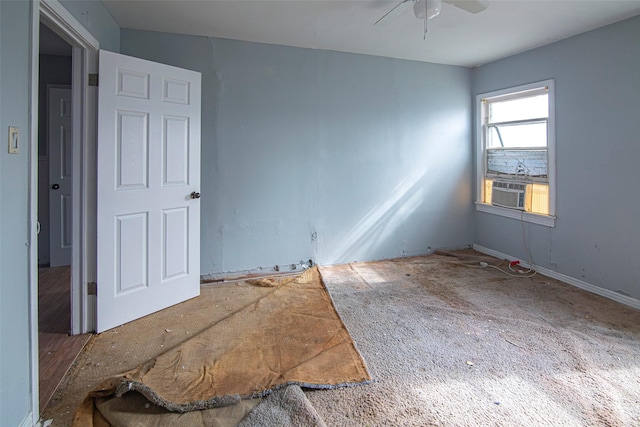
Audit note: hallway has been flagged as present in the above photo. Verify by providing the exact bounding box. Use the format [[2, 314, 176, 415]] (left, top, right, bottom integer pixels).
[[39, 266, 91, 409]]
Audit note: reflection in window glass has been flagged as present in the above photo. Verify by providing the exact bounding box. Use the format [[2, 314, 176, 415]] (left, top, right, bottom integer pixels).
[[487, 122, 547, 148], [489, 94, 548, 123]]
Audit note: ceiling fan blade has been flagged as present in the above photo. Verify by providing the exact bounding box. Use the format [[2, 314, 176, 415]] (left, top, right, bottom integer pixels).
[[443, 0, 489, 14], [374, 0, 413, 26]]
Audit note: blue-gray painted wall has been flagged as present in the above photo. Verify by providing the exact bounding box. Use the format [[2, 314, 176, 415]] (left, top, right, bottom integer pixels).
[[120, 30, 474, 275], [473, 15, 640, 300], [1, 1, 33, 424]]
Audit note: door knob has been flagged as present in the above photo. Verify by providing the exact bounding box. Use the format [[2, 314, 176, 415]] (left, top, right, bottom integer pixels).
[[190, 191, 201, 199], [51, 183, 60, 190]]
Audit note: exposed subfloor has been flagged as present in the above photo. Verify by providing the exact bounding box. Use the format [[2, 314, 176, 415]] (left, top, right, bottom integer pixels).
[[39, 266, 91, 410], [43, 251, 640, 426]]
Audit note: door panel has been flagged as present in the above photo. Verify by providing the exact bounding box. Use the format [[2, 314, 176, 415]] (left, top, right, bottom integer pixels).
[[116, 111, 148, 189], [162, 207, 189, 280], [49, 86, 73, 267], [97, 50, 201, 333], [163, 116, 190, 185]]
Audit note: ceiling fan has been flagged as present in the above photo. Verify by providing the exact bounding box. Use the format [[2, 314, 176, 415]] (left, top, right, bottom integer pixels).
[[375, 0, 489, 37]]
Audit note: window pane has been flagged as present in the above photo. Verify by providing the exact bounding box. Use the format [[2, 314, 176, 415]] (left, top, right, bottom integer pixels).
[[487, 121, 547, 148], [484, 179, 493, 204], [487, 149, 548, 179], [489, 94, 548, 123], [531, 183, 549, 215]]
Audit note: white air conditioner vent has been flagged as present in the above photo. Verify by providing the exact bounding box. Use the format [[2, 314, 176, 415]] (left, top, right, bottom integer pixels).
[[492, 181, 526, 210]]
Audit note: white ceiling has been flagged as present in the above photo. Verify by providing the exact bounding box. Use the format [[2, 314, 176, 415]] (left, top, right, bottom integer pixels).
[[103, 0, 640, 67]]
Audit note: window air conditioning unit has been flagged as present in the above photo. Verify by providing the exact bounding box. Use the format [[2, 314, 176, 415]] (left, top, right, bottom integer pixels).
[[491, 181, 528, 210]]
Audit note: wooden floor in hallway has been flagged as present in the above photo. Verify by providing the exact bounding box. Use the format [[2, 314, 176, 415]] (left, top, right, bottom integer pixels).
[[39, 266, 91, 410]]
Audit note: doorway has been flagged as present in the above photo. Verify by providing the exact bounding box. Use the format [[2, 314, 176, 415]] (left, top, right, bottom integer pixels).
[[31, 1, 202, 418], [31, 0, 100, 418], [37, 21, 91, 410], [38, 23, 72, 269]]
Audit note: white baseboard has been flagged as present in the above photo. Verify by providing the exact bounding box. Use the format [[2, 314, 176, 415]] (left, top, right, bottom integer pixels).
[[473, 244, 640, 311], [19, 412, 33, 427], [201, 261, 312, 283]]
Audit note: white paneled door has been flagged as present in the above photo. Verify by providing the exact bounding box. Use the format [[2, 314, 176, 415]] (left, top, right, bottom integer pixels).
[[97, 50, 201, 333], [48, 86, 73, 267]]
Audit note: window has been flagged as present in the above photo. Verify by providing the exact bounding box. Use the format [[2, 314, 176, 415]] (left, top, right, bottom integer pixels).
[[476, 80, 555, 227]]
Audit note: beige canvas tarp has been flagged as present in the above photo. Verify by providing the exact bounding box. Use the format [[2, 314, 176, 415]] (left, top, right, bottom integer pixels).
[[72, 267, 370, 425]]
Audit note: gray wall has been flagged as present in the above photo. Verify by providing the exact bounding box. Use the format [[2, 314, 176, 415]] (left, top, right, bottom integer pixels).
[[0, 1, 33, 425], [473, 15, 640, 300], [121, 30, 474, 275]]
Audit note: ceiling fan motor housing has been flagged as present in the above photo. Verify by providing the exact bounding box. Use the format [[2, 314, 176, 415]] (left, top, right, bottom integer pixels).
[[414, 0, 442, 20]]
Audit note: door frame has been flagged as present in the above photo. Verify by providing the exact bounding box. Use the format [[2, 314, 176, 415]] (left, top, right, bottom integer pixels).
[[29, 0, 99, 420]]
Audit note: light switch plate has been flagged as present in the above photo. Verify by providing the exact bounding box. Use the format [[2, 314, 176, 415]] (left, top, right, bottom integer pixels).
[[8, 126, 19, 154]]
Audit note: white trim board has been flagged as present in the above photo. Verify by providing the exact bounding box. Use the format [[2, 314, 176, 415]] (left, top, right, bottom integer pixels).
[[18, 411, 34, 427], [29, 0, 41, 423], [40, 0, 99, 48], [475, 202, 556, 228], [473, 244, 640, 311]]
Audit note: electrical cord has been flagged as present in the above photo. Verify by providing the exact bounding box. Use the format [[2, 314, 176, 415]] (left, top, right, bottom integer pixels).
[[433, 250, 537, 278], [518, 210, 537, 276], [479, 261, 537, 278], [474, 211, 538, 279]]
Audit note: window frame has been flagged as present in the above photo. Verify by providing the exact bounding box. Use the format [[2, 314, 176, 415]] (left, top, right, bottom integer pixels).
[[475, 79, 556, 227]]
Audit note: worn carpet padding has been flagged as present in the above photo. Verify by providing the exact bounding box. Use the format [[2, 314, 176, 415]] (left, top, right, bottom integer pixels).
[[71, 266, 370, 424], [304, 253, 640, 425], [47, 250, 640, 426], [238, 385, 327, 427], [78, 384, 324, 427], [91, 392, 260, 426]]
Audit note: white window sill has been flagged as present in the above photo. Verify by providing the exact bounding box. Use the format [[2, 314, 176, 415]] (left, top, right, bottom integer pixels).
[[475, 202, 556, 227]]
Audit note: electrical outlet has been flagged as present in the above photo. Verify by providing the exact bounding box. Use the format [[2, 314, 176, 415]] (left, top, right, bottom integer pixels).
[[8, 126, 19, 154]]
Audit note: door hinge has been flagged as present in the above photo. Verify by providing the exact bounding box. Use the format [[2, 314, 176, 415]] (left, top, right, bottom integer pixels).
[[88, 73, 99, 87], [88, 282, 97, 295]]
